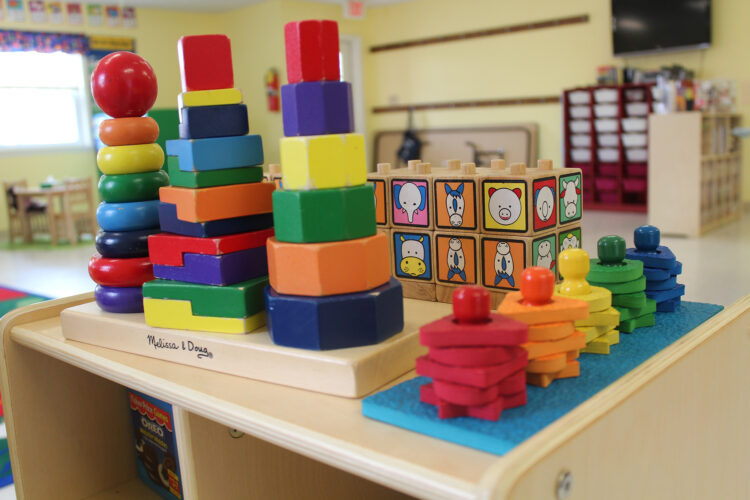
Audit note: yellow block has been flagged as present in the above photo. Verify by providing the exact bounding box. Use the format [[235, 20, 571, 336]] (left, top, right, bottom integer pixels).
[[556, 248, 612, 312], [582, 329, 620, 355], [97, 144, 164, 175], [178, 88, 243, 108], [575, 307, 620, 328], [280, 133, 366, 190], [555, 285, 612, 314], [143, 298, 266, 334], [579, 324, 610, 343]]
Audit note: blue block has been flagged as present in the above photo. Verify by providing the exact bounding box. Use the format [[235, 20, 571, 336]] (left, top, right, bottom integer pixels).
[[158, 202, 273, 238], [95, 228, 160, 259], [646, 284, 685, 303], [657, 297, 681, 312], [96, 201, 160, 232], [153, 246, 268, 286], [672, 261, 683, 275], [646, 275, 677, 291], [265, 278, 404, 350], [179, 104, 249, 139], [166, 135, 263, 171], [642, 266, 670, 281], [281, 81, 354, 136], [362, 301, 723, 456], [626, 225, 676, 269]]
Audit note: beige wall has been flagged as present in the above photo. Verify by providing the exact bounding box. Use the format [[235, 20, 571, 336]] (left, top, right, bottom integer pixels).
[[1, 0, 748, 233]]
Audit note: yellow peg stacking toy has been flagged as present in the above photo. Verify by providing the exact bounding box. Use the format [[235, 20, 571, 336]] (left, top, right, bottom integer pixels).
[[556, 248, 621, 354]]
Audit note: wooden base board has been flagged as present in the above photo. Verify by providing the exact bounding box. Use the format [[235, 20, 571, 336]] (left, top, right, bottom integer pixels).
[[400, 281, 436, 301], [61, 299, 450, 398]]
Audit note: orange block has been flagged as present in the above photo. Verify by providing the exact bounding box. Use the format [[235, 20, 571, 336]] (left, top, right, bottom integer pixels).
[[526, 352, 567, 374], [267, 234, 391, 296], [527, 360, 580, 387], [497, 292, 589, 325], [527, 321, 575, 342], [522, 330, 585, 360], [159, 183, 274, 222]]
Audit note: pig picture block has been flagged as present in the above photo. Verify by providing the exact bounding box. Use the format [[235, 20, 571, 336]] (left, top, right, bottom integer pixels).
[[479, 229, 557, 292]]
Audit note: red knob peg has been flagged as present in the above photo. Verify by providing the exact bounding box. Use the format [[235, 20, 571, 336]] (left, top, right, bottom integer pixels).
[[452, 286, 490, 323], [520, 267, 554, 306]]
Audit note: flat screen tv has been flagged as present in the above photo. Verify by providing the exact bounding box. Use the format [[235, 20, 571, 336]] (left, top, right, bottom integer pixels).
[[612, 0, 711, 56]]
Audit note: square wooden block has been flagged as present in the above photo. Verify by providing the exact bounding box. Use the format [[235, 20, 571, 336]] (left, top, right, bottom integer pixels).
[[479, 229, 557, 292], [432, 160, 480, 233]]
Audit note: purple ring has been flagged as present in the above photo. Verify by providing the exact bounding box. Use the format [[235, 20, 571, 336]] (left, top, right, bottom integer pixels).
[[95, 285, 144, 313]]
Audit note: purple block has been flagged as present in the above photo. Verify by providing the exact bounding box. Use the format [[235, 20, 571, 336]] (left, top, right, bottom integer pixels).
[[153, 246, 268, 285], [282, 81, 353, 136], [95, 285, 144, 313]]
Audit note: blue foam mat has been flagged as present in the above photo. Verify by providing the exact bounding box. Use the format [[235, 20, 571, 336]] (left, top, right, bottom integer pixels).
[[362, 301, 723, 455]]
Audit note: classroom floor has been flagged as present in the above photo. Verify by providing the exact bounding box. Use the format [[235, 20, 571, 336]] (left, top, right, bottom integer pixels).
[[0, 209, 746, 500]]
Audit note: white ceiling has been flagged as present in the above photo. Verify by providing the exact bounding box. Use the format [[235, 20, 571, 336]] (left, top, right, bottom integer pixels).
[[126, 0, 410, 13]]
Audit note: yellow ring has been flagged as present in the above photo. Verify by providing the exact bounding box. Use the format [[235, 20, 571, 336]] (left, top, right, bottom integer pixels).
[[97, 144, 165, 175]]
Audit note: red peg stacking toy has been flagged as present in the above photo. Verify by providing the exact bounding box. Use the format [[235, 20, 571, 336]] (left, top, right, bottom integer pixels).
[[498, 268, 589, 387], [416, 285, 529, 421], [91, 52, 158, 118]]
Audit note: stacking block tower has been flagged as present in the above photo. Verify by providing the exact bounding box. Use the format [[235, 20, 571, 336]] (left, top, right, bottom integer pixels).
[[555, 249, 621, 355], [588, 236, 656, 333], [498, 267, 588, 387], [626, 225, 685, 312], [264, 19, 404, 350], [417, 286, 529, 421], [90, 52, 163, 313], [142, 34, 274, 334]]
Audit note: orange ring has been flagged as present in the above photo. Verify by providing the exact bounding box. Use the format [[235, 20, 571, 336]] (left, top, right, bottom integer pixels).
[[99, 117, 159, 146]]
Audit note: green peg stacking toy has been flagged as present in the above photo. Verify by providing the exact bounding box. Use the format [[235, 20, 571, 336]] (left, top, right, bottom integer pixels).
[[587, 235, 644, 284]]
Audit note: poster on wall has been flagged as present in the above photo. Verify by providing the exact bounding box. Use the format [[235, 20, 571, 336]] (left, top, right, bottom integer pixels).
[[87, 3, 102, 25], [104, 4, 119, 26], [66, 2, 82, 24], [47, 1, 63, 23], [29, 0, 47, 23], [7, 0, 25, 22], [122, 6, 135, 28]]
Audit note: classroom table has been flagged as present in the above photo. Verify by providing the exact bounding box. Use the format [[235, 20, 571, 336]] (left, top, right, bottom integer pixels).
[[13, 184, 79, 245]]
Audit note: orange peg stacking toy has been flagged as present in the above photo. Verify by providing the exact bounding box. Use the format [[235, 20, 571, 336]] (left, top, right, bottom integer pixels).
[[416, 285, 529, 421], [498, 267, 588, 387]]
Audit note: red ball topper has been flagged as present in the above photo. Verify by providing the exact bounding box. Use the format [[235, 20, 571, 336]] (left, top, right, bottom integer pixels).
[[91, 51, 158, 118]]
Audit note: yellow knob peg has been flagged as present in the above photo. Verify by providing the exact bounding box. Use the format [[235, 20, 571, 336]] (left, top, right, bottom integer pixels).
[[558, 248, 591, 296]]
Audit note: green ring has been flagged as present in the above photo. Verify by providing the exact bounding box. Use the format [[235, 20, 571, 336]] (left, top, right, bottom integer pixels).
[[587, 258, 643, 284], [98, 170, 170, 203]]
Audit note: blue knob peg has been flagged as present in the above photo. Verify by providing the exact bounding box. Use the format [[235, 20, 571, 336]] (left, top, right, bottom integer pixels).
[[634, 225, 660, 251]]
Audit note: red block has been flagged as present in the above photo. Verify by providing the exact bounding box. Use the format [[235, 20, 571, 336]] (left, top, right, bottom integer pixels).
[[420, 381, 527, 420], [178, 34, 234, 92], [284, 20, 340, 83], [419, 314, 528, 348], [428, 345, 526, 367], [431, 369, 527, 406], [88, 254, 153, 287], [416, 354, 527, 388], [148, 229, 274, 266]]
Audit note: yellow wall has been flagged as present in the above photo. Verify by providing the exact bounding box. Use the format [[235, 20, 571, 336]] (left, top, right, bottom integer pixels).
[[2, 0, 748, 233]]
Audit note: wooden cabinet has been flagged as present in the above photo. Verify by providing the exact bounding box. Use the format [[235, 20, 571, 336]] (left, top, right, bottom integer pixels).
[[3, 293, 750, 499], [648, 112, 742, 236]]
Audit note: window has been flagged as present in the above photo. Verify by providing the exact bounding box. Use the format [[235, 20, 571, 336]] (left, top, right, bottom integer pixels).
[[0, 50, 92, 150]]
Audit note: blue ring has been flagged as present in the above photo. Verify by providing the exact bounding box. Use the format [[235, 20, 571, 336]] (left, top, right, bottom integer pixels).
[[96, 200, 160, 232], [94, 285, 144, 313]]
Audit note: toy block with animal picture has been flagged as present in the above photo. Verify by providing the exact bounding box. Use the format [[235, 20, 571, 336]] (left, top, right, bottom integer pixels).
[[479, 160, 560, 236], [432, 160, 480, 233], [434, 232, 479, 304], [390, 162, 435, 230], [367, 162, 392, 228], [391, 229, 436, 300], [479, 229, 558, 293]]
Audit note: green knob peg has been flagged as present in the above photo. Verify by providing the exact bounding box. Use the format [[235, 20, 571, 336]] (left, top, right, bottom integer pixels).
[[597, 236, 625, 266]]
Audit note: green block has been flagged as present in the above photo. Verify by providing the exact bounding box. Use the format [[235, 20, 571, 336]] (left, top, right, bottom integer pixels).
[[589, 275, 646, 294], [615, 298, 656, 322], [98, 171, 169, 203], [272, 184, 377, 243], [612, 291, 647, 309], [587, 258, 643, 283], [619, 312, 655, 333], [142, 276, 268, 318], [167, 155, 264, 188]]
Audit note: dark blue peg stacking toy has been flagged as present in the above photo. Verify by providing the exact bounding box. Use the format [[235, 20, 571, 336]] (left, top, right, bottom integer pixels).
[[626, 225, 685, 312]]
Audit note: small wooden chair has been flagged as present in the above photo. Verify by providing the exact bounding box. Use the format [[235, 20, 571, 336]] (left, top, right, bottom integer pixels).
[[58, 177, 97, 244], [3, 180, 49, 245]]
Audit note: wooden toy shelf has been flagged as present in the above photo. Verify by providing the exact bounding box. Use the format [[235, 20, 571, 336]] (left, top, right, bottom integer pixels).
[[648, 112, 742, 237], [3, 293, 750, 500]]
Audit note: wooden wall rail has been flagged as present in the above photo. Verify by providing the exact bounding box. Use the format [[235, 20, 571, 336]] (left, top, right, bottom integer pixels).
[[372, 95, 560, 114], [369, 14, 589, 53]]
